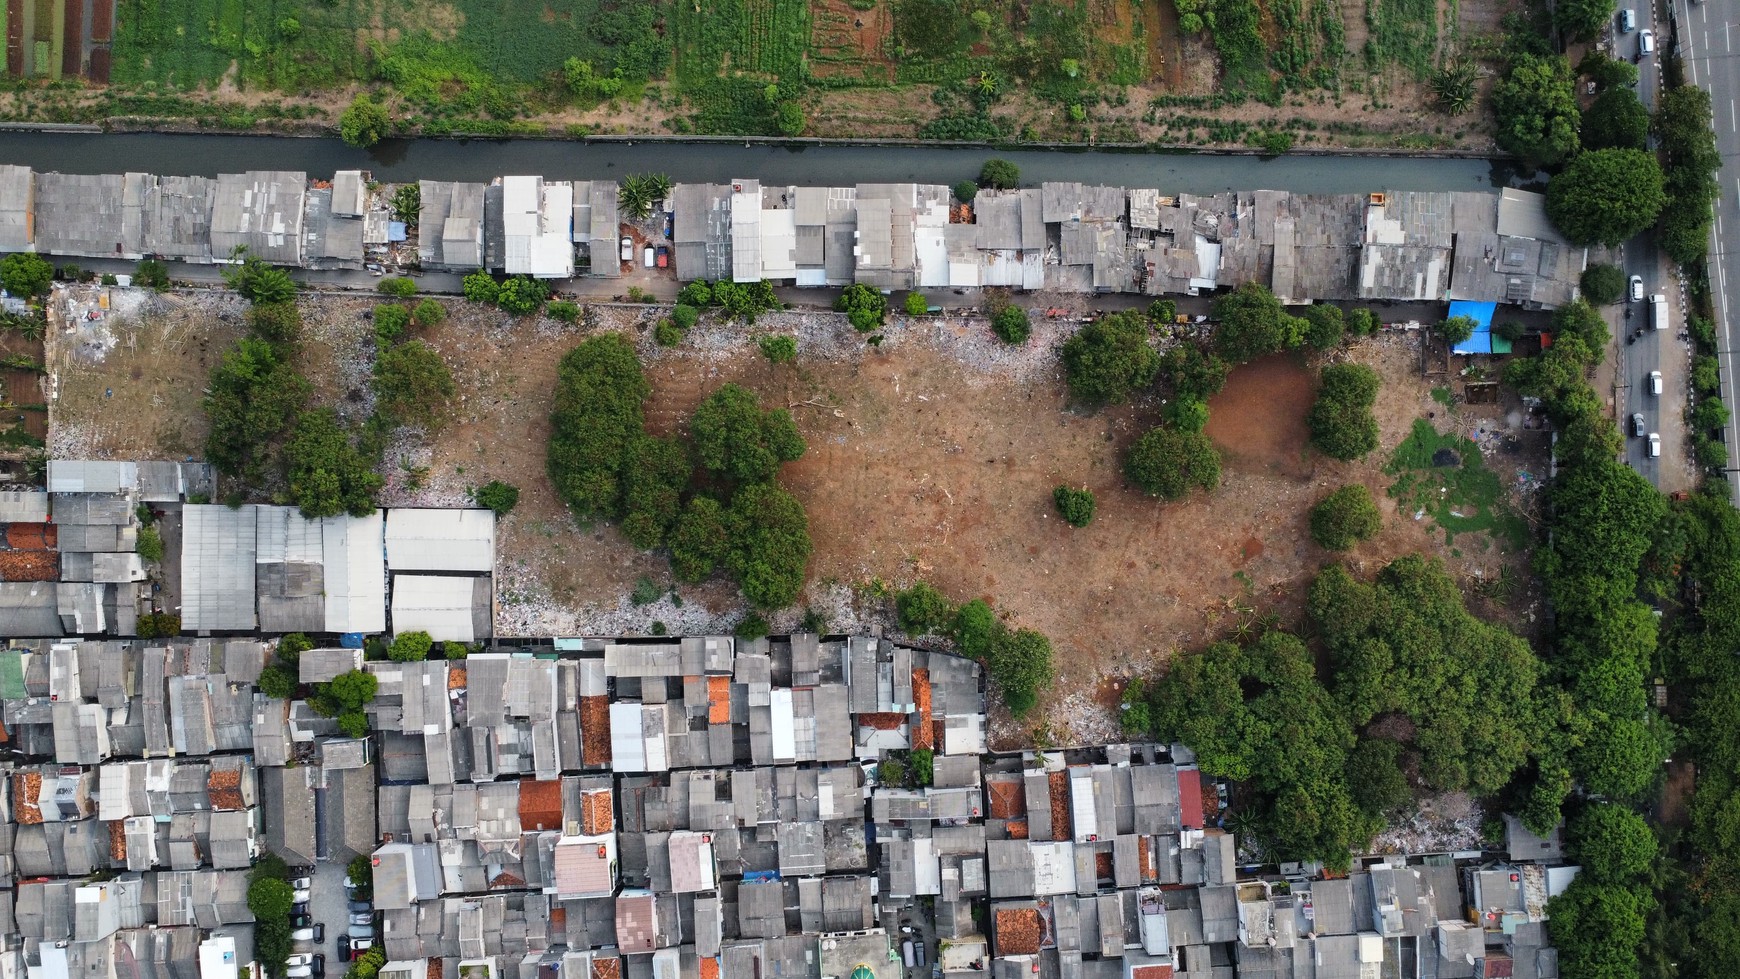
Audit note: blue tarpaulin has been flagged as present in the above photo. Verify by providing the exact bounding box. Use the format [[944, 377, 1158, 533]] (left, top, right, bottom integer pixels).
[[340, 633, 366, 649], [1449, 300, 1501, 355]]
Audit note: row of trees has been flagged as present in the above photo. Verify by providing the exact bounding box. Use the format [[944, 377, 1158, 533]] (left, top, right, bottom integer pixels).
[[547, 335, 813, 609], [894, 582, 1054, 717]]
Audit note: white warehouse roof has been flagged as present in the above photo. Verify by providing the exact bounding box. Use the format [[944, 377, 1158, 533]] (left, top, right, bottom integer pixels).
[[182, 505, 258, 632], [390, 574, 491, 642], [384, 508, 495, 572], [324, 512, 387, 634]]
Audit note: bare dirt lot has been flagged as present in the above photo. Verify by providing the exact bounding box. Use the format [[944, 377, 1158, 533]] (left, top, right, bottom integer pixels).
[[51, 292, 1547, 748]]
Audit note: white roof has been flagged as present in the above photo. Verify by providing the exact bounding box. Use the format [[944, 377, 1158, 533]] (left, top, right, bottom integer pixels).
[[324, 512, 387, 633], [610, 702, 669, 773], [390, 574, 479, 642], [770, 688, 796, 763], [182, 504, 258, 632], [731, 180, 762, 282], [385, 508, 495, 572], [198, 935, 240, 979], [760, 208, 797, 280], [502, 177, 575, 278], [48, 460, 137, 494], [1030, 841, 1079, 896]]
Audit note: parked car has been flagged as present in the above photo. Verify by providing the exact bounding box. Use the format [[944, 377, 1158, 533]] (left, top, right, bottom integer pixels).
[[1650, 370, 1664, 395], [348, 901, 373, 914], [656, 246, 669, 268], [619, 237, 633, 262], [349, 912, 375, 926], [291, 903, 309, 917], [348, 925, 375, 940], [349, 939, 373, 954], [290, 915, 312, 929], [1649, 433, 1662, 457], [1630, 275, 1644, 302], [292, 889, 311, 903], [311, 956, 326, 979], [286, 955, 313, 968], [289, 877, 312, 890], [1634, 413, 1647, 437], [292, 929, 316, 943], [643, 246, 655, 268], [286, 968, 312, 978], [336, 944, 353, 964]]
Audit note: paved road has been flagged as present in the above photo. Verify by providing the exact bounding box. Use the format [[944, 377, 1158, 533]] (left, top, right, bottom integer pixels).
[[1676, 0, 1740, 499]]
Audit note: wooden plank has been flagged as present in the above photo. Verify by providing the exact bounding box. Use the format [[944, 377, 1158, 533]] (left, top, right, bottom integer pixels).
[[88, 0, 106, 42], [59, 0, 78, 79]]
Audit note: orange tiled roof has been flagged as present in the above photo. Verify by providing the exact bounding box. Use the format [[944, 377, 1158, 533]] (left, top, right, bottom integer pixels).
[[988, 777, 1026, 820], [208, 767, 245, 811], [590, 959, 620, 979], [580, 696, 612, 766], [996, 908, 1042, 955], [13, 771, 41, 824], [581, 788, 614, 836], [519, 778, 563, 831], [911, 669, 935, 751], [858, 712, 906, 731], [707, 675, 731, 724], [698, 958, 719, 979]]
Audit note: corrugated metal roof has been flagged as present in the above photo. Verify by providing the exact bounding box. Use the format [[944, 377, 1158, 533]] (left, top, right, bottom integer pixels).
[[181, 505, 258, 632], [385, 508, 495, 572], [389, 574, 486, 642]]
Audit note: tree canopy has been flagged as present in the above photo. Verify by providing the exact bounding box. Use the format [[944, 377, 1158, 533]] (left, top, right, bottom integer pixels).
[[1309, 484, 1382, 550], [283, 408, 383, 519], [1546, 148, 1667, 247], [339, 95, 390, 148], [835, 283, 887, 332], [547, 335, 651, 522], [1580, 264, 1627, 305], [726, 482, 812, 609], [1556, 0, 1620, 41], [1567, 803, 1657, 883], [1582, 87, 1651, 151], [1492, 55, 1582, 170], [374, 340, 455, 430], [203, 337, 310, 481], [1125, 427, 1221, 500], [690, 383, 806, 483], [1212, 282, 1298, 363], [1308, 363, 1381, 461], [0, 252, 53, 297], [1060, 312, 1160, 404], [979, 158, 1020, 189]]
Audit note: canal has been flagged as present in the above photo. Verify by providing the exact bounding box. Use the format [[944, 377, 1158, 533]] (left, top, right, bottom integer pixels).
[[0, 131, 1530, 194]]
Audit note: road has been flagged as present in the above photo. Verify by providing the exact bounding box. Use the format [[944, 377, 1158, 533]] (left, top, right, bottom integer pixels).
[[1676, 0, 1740, 499]]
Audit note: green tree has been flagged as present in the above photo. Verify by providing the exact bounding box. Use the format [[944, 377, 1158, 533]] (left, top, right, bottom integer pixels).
[[224, 254, 297, 304], [988, 627, 1054, 716], [1578, 50, 1639, 91], [1125, 427, 1221, 500], [279, 633, 314, 660], [727, 482, 812, 609], [1575, 716, 1660, 801], [979, 158, 1020, 189], [1546, 148, 1667, 246], [713, 279, 779, 323], [691, 383, 806, 483], [1582, 87, 1651, 151], [1580, 264, 1627, 305], [1567, 803, 1657, 883], [1547, 879, 1652, 979], [1436, 315, 1478, 346], [283, 409, 383, 519], [836, 283, 888, 332], [1148, 299, 1178, 325], [547, 335, 650, 521], [952, 180, 978, 203], [247, 877, 295, 920], [0, 253, 53, 297], [1492, 54, 1582, 170], [1053, 485, 1096, 527], [258, 664, 296, 700], [496, 275, 550, 315], [992, 305, 1031, 344], [1160, 344, 1230, 401], [247, 302, 303, 352], [1060, 311, 1160, 405], [328, 669, 378, 710], [670, 495, 735, 583], [203, 337, 310, 480], [1556, 0, 1619, 40], [618, 434, 690, 549], [136, 525, 166, 562], [952, 598, 1001, 661], [1345, 739, 1413, 819], [759, 334, 797, 364], [374, 340, 455, 429], [904, 292, 929, 316], [1310, 484, 1382, 550], [1301, 303, 1346, 351], [775, 101, 806, 136], [462, 270, 499, 304], [1212, 281, 1294, 363], [373, 304, 411, 344], [474, 480, 519, 516], [339, 95, 391, 148], [1164, 395, 1210, 432], [413, 298, 446, 327], [1308, 363, 1381, 461], [337, 710, 370, 737], [390, 184, 421, 225], [1346, 307, 1378, 336], [388, 631, 433, 662], [134, 258, 171, 290], [618, 173, 673, 221], [378, 276, 417, 298], [896, 581, 953, 634]]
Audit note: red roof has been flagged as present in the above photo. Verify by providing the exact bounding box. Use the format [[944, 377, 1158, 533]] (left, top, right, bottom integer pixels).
[[518, 778, 563, 831], [1131, 967, 1174, 979], [1178, 769, 1204, 830]]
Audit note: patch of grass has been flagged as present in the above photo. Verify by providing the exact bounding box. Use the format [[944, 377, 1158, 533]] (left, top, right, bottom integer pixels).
[[1430, 386, 1455, 410], [1364, 0, 1440, 79], [1384, 419, 1528, 548]]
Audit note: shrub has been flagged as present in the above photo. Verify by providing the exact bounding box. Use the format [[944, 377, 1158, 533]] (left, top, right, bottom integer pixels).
[[0, 252, 53, 297], [388, 631, 433, 662], [1164, 396, 1210, 432], [896, 581, 953, 634], [836, 283, 888, 332], [691, 384, 806, 483], [378, 277, 417, 297], [547, 300, 581, 323], [497, 276, 549, 315], [258, 664, 296, 699], [373, 304, 411, 344], [1125, 427, 1221, 500], [339, 95, 390, 148], [1053, 486, 1096, 527], [759, 334, 797, 364], [224, 254, 296, 305], [374, 340, 455, 429], [1309, 363, 1381, 461], [670, 496, 734, 583], [953, 598, 1001, 661], [412, 298, 446, 327], [136, 613, 180, 639], [1060, 312, 1159, 404], [655, 319, 684, 346], [1310, 484, 1383, 550], [630, 576, 662, 606], [134, 258, 171, 291], [1347, 308, 1378, 336], [390, 184, 420, 225], [736, 611, 771, 640], [136, 525, 165, 562], [1148, 299, 1177, 325], [979, 158, 1020, 189], [992, 305, 1031, 344], [474, 480, 520, 516], [953, 180, 978, 203], [670, 304, 700, 330], [677, 281, 713, 307], [909, 748, 935, 786], [905, 292, 929, 316], [462, 270, 499, 304]]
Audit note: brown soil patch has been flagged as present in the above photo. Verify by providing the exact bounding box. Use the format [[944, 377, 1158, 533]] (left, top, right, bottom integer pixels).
[[809, 0, 894, 82], [1205, 354, 1315, 478], [1659, 759, 1694, 829]]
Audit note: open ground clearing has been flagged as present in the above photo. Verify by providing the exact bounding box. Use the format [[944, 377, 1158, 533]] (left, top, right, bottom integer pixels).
[[49, 290, 1548, 747]]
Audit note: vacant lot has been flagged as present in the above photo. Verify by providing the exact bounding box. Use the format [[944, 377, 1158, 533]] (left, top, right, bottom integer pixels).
[[51, 292, 1547, 746]]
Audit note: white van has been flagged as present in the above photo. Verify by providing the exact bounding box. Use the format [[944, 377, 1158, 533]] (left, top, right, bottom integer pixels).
[[1640, 29, 1656, 56], [1619, 8, 1637, 32], [1649, 370, 1664, 395], [1651, 293, 1669, 330]]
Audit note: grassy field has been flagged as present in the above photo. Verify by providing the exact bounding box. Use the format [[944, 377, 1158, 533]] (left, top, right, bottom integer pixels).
[[75, 0, 1489, 144], [1385, 418, 1530, 550]]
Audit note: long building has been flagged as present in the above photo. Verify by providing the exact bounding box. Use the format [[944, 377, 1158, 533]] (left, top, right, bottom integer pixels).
[[0, 165, 1585, 309]]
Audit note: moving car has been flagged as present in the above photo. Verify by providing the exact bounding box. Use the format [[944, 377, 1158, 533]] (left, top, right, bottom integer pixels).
[[1619, 8, 1636, 32], [1634, 413, 1647, 437], [1650, 370, 1664, 395], [1640, 29, 1656, 56], [1649, 433, 1662, 457], [1630, 275, 1644, 301]]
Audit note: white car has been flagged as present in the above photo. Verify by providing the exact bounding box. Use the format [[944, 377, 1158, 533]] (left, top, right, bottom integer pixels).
[[292, 889, 311, 903], [1630, 275, 1644, 302], [619, 237, 633, 262], [1640, 29, 1656, 56], [1650, 370, 1663, 395], [292, 929, 316, 943], [290, 877, 312, 890], [286, 969, 312, 979], [286, 955, 313, 968], [1649, 433, 1662, 457]]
